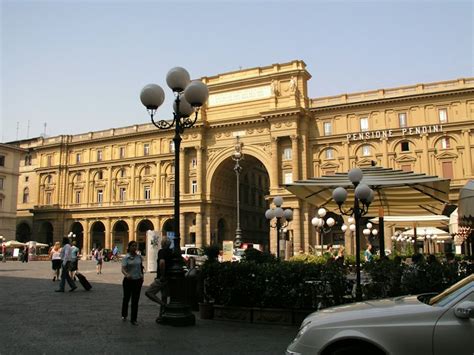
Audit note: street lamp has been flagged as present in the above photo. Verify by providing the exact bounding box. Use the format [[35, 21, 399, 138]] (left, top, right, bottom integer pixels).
[[232, 137, 244, 248], [311, 208, 335, 255], [332, 168, 374, 301], [265, 196, 293, 259], [140, 67, 209, 326]]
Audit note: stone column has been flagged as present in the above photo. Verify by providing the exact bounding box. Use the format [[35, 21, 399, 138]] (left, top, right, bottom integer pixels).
[[105, 218, 112, 249], [180, 213, 186, 245], [129, 217, 136, 242], [292, 207, 301, 256], [196, 146, 203, 195], [107, 167, 113, 204], [381, 138, 389, 167], [85, 169, 90, 206], [196, 211, 203, 248], [83, 219, 90, 259], [130, 163, 136, 201], [344, 142, 350, 171], [463, 129, 472, 176], [291, 135, 300, 181], [422, 134, 430, 174], [270, 137, 279, 191], [179, 148, 186, 194], [155, 162, 161, 203]]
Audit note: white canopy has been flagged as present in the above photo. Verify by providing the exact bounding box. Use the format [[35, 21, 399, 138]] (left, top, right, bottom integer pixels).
[[402, 227, 450, 237], [449, 208, 458, 235], [459, 180, 474, 227], [369, 215, 449, 227], [286, 166, 451, 216], [4, 240, 25, 248]]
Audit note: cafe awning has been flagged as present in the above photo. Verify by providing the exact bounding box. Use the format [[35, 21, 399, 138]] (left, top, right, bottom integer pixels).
[[285, 166, 451, 216], [459, 180, 474, 228], [369, 215, 450, 227]]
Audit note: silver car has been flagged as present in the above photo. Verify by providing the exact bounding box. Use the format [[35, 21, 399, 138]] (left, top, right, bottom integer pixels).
[[287, 274, 474, 355]]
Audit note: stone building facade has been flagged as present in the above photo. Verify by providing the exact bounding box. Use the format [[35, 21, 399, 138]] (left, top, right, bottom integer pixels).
[[9, 60, 474, 255]]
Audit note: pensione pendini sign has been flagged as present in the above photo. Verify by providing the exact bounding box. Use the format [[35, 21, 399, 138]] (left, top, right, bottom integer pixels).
[[346, 124, 444, 142]]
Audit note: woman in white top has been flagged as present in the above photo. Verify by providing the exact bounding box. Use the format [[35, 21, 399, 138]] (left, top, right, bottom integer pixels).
[[49, 242, 62, 281], [121, 241, 144, 325]]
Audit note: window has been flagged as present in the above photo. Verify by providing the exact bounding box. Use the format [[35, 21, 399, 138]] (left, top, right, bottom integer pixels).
[[398, 113, 407, 128], [76, 173, 82, 182], [325, 148, 334, 159], [98, 171, 103, 180], [441, 137, 450, 149], [75, 190, 81, 204], [0, 155, 5, 167], [401, 141, 410, 152], [24, 155, 31, 166], [144, 186, 151, 200], [323, 122, 332, 136], [46, 192, 52, 205], [0, 197, 3, 209], [97, 190, 103, 204], [191, 158, 197, 168], [362, 145, 371, 156], [360, 117, 369, 132], [191, 180, 198, 194], [0, 178, 3, 190], [170, 183, 175, 198], [119, 187, 126, 201], [144, 166, 150, 175], [170, 141, 175, 153], [283, 147, 292, 160], [170, 163, 175, 174], [439, 108, 448, 123], [25, 176, 29, 182], [284, 172, 293, 184], [46, 175, 52, 184], [23, 188, 29, 203], [119, 147, 126, 159], [97, 150, 103, 162], [144, 143, 150, 156], [76, 153, 81, 164], [47, 155, 53, 166], [120, 169, 126, 178], [401, 164, 411, 172], [442, 161, 454, 179]]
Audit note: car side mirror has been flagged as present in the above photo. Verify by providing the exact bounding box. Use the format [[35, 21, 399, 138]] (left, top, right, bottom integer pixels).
[[454, 301, 474, 319]]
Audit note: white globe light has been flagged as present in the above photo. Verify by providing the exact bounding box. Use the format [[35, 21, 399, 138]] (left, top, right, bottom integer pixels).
[[372, 229, 378, 236], [363, 228, 371, 236], [349, 224, 356, 232], [265, 209, 275, 220], [348, 168, 363, 183], [433, 234, 438, 239], [366, 222, 373, 229], [326, 217, 335, 227], [317, 208, 327, 218], [391, 236, 396, 240], [332, 187, 348, 205], [166, 67, 190, 92], [311, 217, 320, 227], [348, 217, 355, 224], [283, 209, 293, 221], [184, 80, 209, 107], [355, 184, 371, 201], [274, 207, 284, 218], [318, 219, 325, 228], [140, 84, 165, 110], [341, 224, 348, 232], [173, 95, 194, 117], [273, 196, 283, 207]]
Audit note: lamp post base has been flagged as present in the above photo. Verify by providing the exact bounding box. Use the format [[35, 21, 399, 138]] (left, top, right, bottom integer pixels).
[[157, 303, 196, 326]]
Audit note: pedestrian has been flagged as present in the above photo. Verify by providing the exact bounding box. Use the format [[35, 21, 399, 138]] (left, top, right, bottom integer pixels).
[[1, 242, 6, 262], [145, 236, 172, 319], [49, 241, 62, 281], [121, 241, 144, 325], [94, 246, 103, 274], [69, 241, 80, 280], [364, 243, 374, 262], [55, 237, 77, 292], [335, 246, 345, 265], [22, 244, 29, 263]]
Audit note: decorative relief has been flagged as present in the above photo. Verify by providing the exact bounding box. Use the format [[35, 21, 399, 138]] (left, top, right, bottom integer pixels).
[[275, 123, 282, 128], [224, 132, 231, 137], [285, 121, 293, 127], [216, 133, 222, 138], [191, 133, 198, 138], [257, 128, 264, 133], [247, 129, 254, 135]]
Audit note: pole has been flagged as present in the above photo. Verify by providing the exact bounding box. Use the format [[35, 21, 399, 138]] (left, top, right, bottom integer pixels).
[[173, 125, 181, 252], [378, 207, 385, 257], [276, 217, 281, 259], [234, 159, 242, 247], [354, 196, 362, 302]]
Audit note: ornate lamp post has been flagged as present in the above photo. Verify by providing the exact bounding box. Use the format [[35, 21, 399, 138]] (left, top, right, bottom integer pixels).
[[332, 168, 374, 301], [311, 208, 335, 255], [265, 196, 293, 259], [140, 67, 209, 326], [232, 137, 244, 248]]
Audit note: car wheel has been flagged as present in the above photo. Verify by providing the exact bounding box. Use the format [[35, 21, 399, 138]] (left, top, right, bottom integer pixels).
[[327, 342, 384, 355]]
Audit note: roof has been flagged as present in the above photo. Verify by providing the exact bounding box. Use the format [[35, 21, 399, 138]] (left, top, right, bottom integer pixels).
[[285, 166, 451, 216]]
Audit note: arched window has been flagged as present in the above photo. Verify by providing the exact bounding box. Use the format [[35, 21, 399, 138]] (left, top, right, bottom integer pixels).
[[23, 188, 29, 203]]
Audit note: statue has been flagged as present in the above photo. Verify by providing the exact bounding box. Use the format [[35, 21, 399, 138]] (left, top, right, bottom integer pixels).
[[270, 79, 279, 96], [289, 76, 297, 93]]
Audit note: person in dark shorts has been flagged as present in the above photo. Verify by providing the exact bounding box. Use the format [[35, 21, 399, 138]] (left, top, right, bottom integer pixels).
[[50, 241, 62, 281]]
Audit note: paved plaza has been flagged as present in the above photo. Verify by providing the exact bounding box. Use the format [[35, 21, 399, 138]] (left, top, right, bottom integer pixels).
[[0, 258, 297, 354]]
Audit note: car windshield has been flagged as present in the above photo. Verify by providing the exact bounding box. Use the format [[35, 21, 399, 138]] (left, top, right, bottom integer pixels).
[[429, 274, 474, 307], [234, 250, 245, 256]]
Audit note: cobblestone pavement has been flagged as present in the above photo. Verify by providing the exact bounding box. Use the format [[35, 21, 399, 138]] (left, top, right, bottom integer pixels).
[[0, 259, 298, 355]]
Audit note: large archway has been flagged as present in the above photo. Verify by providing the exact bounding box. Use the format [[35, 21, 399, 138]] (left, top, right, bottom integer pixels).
[[210, 153, 270, 249], [70, 222, 84, 253], [113, 220, 129, 254], [38, 222, 54, 245], [16, 222, 31, 243], [91, 221, 105, 250], [137, 219, 154, 255]]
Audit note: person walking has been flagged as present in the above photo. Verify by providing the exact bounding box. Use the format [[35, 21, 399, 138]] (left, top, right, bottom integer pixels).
[[55, 237, 77, 292], [94, 246, 103, 274], [22, 244, 29, 263], [364, 243, 374, 262], [121, 241, 144, 325], [145, 236, 173, 319], [69, 241, 80, 280], [49, 241, 62, 281]]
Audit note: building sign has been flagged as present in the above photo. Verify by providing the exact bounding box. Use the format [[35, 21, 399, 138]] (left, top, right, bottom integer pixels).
[[208, 86, 271, 107], [346, 124, 443, 142]]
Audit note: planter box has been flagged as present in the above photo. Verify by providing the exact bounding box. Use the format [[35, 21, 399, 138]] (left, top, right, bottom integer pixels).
[[213, 305, 253, 323], [253, 307, 293, 325]]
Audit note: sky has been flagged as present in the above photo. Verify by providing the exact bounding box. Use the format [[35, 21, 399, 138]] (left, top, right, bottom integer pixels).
[[1, 0, 473, 143]]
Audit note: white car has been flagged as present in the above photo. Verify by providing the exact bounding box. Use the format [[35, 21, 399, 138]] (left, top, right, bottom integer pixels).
[[181, 245, 206, 266], [286, 274, 474, 355]]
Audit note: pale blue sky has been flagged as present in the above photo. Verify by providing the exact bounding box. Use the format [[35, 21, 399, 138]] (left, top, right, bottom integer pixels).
[[1, 0, 473, 142]]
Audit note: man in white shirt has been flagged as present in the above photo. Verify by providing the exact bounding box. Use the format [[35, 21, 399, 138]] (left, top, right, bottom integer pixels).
[[55, 237, 77, 292]]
